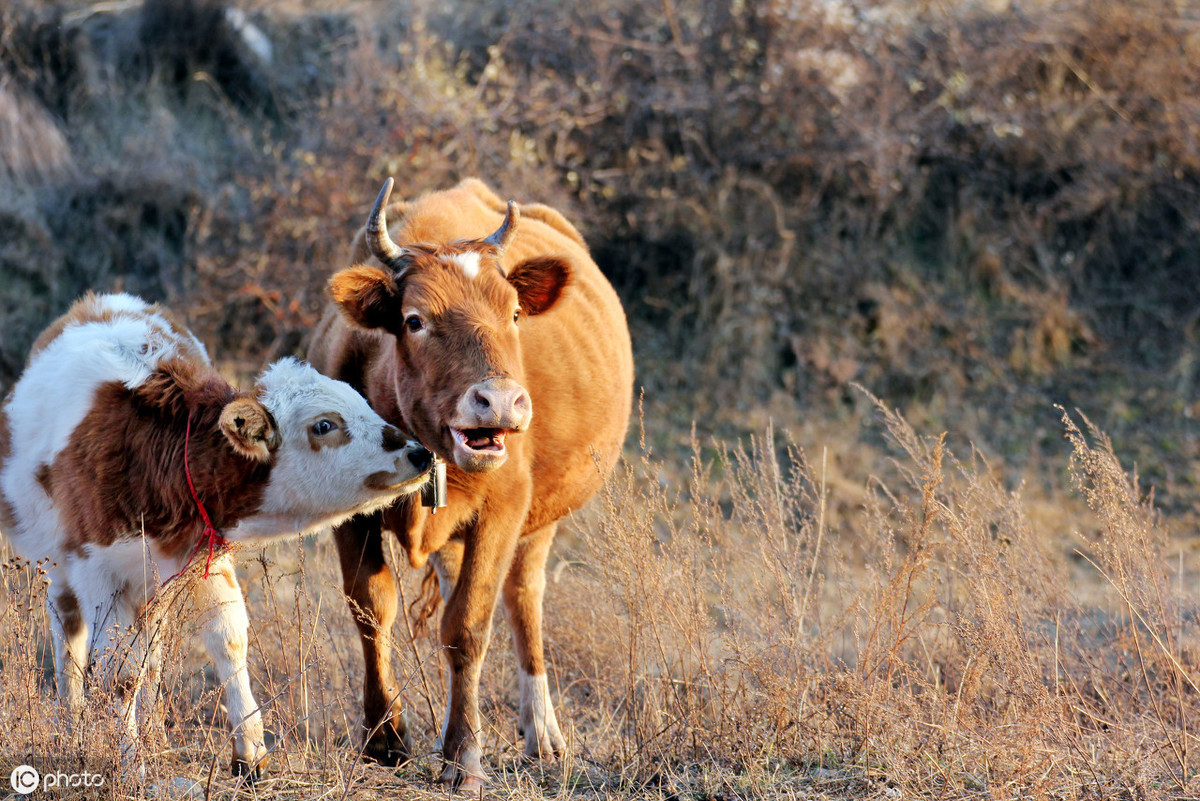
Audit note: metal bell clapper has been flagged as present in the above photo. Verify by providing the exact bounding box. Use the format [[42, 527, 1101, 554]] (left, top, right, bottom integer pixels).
[[421, 455, 448, 512]]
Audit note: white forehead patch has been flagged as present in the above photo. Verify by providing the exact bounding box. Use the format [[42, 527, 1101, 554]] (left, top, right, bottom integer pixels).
[[446, 251, 482, 280]]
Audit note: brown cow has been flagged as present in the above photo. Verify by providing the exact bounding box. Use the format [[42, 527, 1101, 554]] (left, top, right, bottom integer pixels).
[[309, 177, 633, 789]]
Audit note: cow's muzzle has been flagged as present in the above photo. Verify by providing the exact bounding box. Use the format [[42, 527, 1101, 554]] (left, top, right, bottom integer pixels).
[[449, 377, 531, 472], [458, 377, 532, 432]]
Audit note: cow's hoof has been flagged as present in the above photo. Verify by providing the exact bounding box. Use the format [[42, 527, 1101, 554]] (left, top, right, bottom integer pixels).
[[523, 730, 567, 760], [438, 751, 486, 793], [362, 724, 413, 767], [438, 765, 486, 793], [519, 715, 567, 760]]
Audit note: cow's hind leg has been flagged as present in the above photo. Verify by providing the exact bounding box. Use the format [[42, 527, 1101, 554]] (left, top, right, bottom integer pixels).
[[80, 581, 145, 770], [193, 554, 269, 779], [334, 512, 411, 765], [503, 523, 567, 759], [429, 538, 464, 602]]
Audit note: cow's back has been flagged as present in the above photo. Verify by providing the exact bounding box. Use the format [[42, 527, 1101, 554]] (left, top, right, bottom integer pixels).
[[0, 293, 211, 557], [313, 179, 633, 525]]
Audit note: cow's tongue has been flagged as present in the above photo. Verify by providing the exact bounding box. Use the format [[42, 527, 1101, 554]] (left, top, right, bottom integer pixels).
[[464, 429, 505, 451]]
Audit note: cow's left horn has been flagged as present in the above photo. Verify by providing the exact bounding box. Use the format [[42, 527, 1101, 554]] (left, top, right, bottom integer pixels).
[[484, 200, 520, 257], [367, 178, 406, 269]]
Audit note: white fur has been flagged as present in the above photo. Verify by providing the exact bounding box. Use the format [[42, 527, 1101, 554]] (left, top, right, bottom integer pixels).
[[447, 251, 481, 280], [518, 669, 566, 758]]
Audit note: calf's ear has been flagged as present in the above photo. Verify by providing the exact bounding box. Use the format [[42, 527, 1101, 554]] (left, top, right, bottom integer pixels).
[[220, 398, 280, 463], [507, 256, 571, 315], [330, 266, 400, 330]]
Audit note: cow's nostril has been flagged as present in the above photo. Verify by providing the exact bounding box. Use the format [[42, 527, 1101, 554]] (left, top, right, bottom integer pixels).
[[473, 390, 491, 411], [408, 446, 433, 473]]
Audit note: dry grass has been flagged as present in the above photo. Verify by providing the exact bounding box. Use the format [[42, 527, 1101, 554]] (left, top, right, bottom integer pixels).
[[2, 0, 1200, 797], [1, 399, 1196, 799]]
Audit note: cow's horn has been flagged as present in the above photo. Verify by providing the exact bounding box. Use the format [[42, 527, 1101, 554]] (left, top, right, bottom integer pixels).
[[367, 178, 406, 269], [484, 200, 520, 256]]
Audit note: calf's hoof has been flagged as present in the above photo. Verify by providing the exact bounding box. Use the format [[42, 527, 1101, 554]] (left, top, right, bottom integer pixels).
[[232, 740, 270, 783], [232, 757, 267, 783]]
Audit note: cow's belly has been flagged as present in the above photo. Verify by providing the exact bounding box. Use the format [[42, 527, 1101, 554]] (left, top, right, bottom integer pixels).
[[521, 282, 633, 529]]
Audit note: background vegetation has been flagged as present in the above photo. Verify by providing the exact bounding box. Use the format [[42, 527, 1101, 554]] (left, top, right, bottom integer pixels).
[[1, 0, 1199, 797]]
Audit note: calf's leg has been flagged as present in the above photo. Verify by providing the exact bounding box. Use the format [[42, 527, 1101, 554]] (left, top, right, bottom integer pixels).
[[193, 555, 268, 778], [334, 512, 411, 764], [80, 584, 145, 767], [503, 523, 567, 758], [48, 580, 88, 725]]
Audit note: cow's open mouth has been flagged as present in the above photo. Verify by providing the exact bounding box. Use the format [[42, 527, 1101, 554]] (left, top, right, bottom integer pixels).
[[452, 427, 508, 453]]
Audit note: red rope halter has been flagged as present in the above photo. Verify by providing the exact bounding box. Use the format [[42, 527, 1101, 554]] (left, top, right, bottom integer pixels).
[[181, 412, 226, 579]]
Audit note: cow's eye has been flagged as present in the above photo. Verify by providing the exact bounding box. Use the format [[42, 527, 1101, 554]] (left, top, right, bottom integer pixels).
[[512, 308, 521, 324], [311, 419, 336, 436], [405, 314, 424, 333]]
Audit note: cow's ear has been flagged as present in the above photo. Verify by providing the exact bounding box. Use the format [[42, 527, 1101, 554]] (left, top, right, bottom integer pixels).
[[507, 256, 571, 315], [219, 398, 280, 463], [329, 266, 401, 330]]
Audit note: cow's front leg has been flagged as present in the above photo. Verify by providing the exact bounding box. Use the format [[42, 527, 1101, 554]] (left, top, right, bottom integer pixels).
[[504, 523, 567, 759], [193, 555, 268, 779], [334, 511, 411, 765], [437, 514, 522, 791]]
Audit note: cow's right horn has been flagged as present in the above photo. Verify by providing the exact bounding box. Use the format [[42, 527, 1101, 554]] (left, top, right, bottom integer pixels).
[[367, 178, 406, 269], [484, 200, 520, 255]]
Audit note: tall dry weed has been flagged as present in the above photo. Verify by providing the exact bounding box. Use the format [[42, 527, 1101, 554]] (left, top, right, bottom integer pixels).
[[541, 397, 1199, 798]]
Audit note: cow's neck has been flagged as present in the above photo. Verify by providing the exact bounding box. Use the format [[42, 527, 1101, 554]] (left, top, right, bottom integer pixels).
[[127, 369, 270, 555]]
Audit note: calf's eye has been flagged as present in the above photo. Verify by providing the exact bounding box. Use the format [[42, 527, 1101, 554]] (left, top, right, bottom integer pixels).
[[405, 314, 424, 333], [311, 419, 335, 436]]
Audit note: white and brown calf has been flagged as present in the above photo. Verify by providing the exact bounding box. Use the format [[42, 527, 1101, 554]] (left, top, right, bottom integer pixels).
[[0, 292, 431, 778]]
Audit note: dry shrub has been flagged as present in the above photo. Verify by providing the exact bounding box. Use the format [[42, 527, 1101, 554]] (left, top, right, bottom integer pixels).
[[0, 81, 72, 183], [407, 0, 1200, 408], [138, 0, 276, 114], [1, 0, 1197, 426]]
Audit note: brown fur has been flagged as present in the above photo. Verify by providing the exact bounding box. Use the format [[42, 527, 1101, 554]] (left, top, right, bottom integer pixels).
[[309, 178, 633, 786], [52, 364, 273, 561], [7, 297, 277, 563], [54, 586, 84, 638], [34, 464, 53, 495]]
